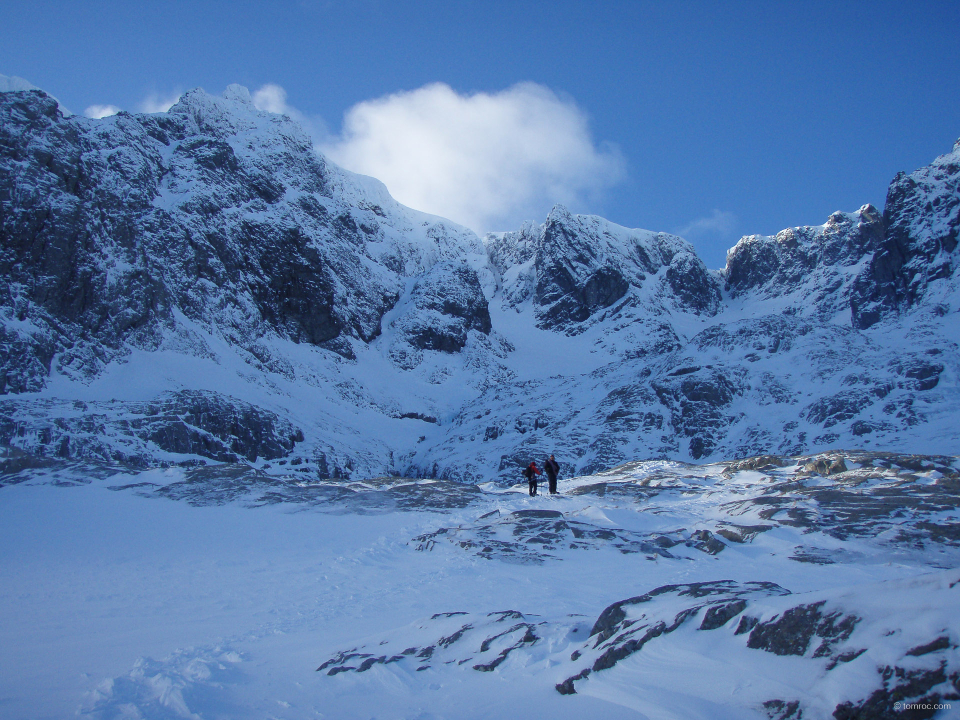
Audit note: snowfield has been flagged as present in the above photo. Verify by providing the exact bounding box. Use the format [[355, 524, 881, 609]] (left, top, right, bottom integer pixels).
[[2, 452, 957, 719]]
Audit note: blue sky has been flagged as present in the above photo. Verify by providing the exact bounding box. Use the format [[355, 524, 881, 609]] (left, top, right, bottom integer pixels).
[[3, 0, 958, 268]]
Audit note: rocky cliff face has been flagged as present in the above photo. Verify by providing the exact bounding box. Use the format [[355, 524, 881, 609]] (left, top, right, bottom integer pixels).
[[0, 85, 485, 389], [851, 139, 960, 328], [414, 139, 960, 480], [1, 82, 958, 481], [720, 141, 960, 331], [387, 261, 492, 366], [723, 204, 884, 320], [488, 205, 720, 333]]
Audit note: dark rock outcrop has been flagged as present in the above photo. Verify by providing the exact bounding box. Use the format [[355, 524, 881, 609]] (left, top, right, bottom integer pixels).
[[555, 580, 791, 695], [317, 609, 546, 677], [534, 210, 631, 328], [0, 85, 475, 393], [850, 141, 960, 328], [0, 391, 303, 464], [652, 365, 747, 459], [832, 665, 960, 720], [746, 601, 859, 657], [724, 204, 885, 319], [489, 205, 720, 333], [392, 261, 491, 356]]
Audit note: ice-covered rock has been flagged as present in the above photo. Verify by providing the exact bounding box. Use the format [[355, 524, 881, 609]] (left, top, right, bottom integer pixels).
[[851, 141, 960, 328], [723, 204, 884, 321], [0, 391, 304, 465], [487, 204, 721, 332]]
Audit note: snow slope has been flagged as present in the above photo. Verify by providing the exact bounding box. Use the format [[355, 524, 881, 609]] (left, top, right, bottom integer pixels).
[[1, 450, 957, 719]]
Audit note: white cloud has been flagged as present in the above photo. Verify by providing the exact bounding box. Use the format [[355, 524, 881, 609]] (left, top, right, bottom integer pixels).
[[676, 209, 738, 240], [251, 83, 290, 114], [84, 104, 121, 119], [250, 83, 324, 138], [319, 82, 624, 234], [82, 89, 181, 118], [0, 74, 40, 93], [138, 91, 181, 114]]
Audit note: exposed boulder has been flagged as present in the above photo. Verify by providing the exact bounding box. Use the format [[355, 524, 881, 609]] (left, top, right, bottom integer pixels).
[[802, 456, 849, 476]]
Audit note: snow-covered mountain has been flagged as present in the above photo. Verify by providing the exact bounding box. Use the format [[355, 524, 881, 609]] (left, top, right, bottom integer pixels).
[[2, 78, 959, 720], [1, 81, 959, 483]]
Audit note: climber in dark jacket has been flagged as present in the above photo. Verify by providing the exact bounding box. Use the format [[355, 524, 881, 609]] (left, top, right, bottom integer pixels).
[[544, 454, 560, 494], [523, 461, 542, 496]]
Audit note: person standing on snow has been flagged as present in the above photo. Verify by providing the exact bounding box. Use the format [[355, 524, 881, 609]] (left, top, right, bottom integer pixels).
[[523, 461, 542, 496], [544, 454, 560, 494]]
